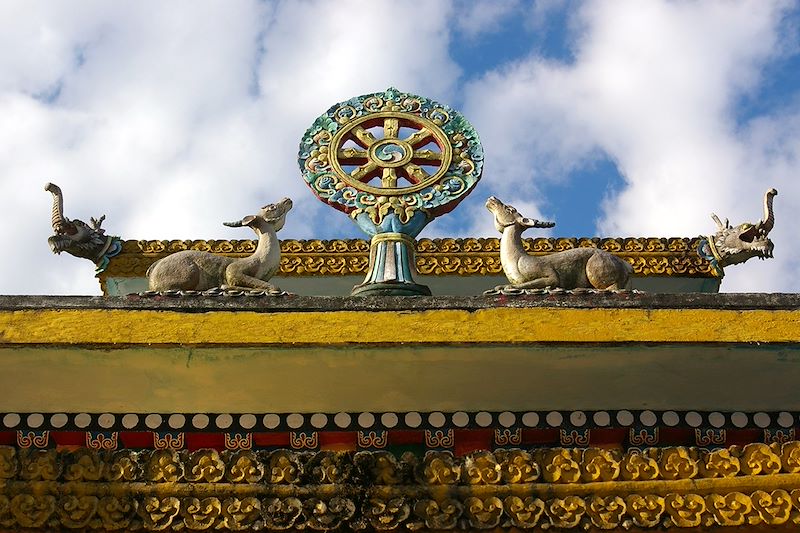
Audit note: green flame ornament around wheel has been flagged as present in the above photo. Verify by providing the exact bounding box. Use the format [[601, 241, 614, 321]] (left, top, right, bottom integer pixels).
[[299, 88, 483, 296]]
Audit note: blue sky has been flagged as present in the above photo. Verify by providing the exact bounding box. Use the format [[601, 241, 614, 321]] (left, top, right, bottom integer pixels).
[[1, 0, 798, 294]]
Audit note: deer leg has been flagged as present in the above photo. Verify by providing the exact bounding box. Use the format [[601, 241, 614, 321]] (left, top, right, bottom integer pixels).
[[507, 276, 559, 290]]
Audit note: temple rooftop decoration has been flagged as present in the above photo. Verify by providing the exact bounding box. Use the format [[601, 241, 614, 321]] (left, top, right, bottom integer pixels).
[[6, 88, 793, 532]]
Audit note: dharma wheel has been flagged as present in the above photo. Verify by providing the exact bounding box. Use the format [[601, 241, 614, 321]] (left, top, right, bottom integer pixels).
[[298, 88, 483, 296]]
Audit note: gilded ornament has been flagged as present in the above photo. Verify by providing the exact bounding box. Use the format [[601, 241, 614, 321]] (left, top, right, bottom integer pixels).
[[224, 451, 264, 483], [540, 448, 581, 483], [625, 494, 665, 528], [659, 447, 699, 480], [582, 448, 621, 482], [463, 451, 502, 484], [418, 451, 460, 485], [304, 497, 356, 530], [0, 447, 17, 479], [145, 450, 184, 483], [18, 448, 61, 481], [587, 495, 626, 530], [413, 498, 462, 529], [503, 496, 544, 528], [185, 449, 225, 483], [751, 489, 792, 525], [739, 442, 782, 475], [262, 497, 302, 529], [106, 450, 141, 481], [97, 496, 136, 530], [267, 450, 301, 484], [299, 88, 483, 296], [701, 448, 741, 478], [10, 494, 55, 528], [664, 493, 706, 528], [307, 451, 352, 484], [494, 449, 539, 483], [139, 496, 180, 530], [354, 450, 404, 485], [545, 495, 585, 528], [620, 449, 660, 481], [464, 496, 503, 528], [63, 448, 106, 481], [221, 497, 261, 531], [0, 495, 13, 528], [706, 492, 752, 526], [782, 441, 800, 473], [364, 497, 410, 530], [181, 497, 222, 530], [57, 495, 98, 529]]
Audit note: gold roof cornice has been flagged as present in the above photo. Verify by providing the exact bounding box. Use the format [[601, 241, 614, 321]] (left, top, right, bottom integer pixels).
[[2, 443, 800, 531], [99, 237, 716, 281]]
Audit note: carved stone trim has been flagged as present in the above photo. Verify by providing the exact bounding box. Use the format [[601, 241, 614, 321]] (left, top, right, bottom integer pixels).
[[98, 237, 716, 282], [2, 444, 800, 530]]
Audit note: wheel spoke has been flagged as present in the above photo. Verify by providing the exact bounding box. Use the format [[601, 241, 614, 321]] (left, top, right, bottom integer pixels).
[[381, 168, 398, 188], [404, 128, 432, 147], [403, 163, 429, 184], [411, 149, 442, 162], [337, 148, 368, 163], [351, 126, 377, 147], [383, 118, 399, 139], [351, 161, 378, 182]]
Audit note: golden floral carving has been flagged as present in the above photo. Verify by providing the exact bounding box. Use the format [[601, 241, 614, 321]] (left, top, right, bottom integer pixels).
[[781, 441, 800, 473], [419, 451, 460, 485], [503, 496, 544, 528], [582, 448, 621, 482], [10, 494, 55, 528], [665, 493, 706, 527], [225, 451, 264, 483], [181, 497, 222, 530], [464, 496, 503, 528], [97, 496, 135, 530], [267, 450, 301, 484], [625, 494, 664, 527], [57, 495, 98, 528], [18, 449, 61, 480], [139, 496, 180, 530], [750, 489, 792, 525], [546, 496, 585, 528], [145, 450, 184, 482], [364, 497, 410, 530], [706, 492, 751, 526], [0, 447, 17, 479], [262, 497, 302, 529], [304, 497, 356, 530], [63, 448, 105, 481], [495, 449, 539, 483], [220, 497, 260, 531], [540, 448, 581, 483], [739, 442, 782, 475], [659, 447, 699, 480], [100, 237, 716, 282], [185, 449, 225, 483], [0, 495, 12, 528], [308, 452, 351, 484], [620, 449, 659, 481], [701, 448, 740, 478], [106, 450, 140, 481], [355, 451, 403, 485], [413, 498, 462, 529], [463, 451, 502, 484], [587, 495, 626, 530]]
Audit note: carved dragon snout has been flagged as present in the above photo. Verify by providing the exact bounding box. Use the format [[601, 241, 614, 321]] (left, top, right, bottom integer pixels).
[[44, 183, 121, 274], [701, 188, 778, 274]]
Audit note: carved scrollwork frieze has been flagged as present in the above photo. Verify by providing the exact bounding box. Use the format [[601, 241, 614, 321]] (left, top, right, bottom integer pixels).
[[2, 445, 800, 530], [100, 237, 716, 281]]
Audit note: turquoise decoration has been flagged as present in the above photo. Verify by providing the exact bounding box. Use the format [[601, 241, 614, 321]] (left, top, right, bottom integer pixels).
[[298, 88, 483, 296]]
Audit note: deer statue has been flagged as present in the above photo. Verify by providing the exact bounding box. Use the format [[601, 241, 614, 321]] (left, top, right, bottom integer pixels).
[[485, 196, 632, 290], [700, 188, 777, 275], [147, 198, 293, 292]]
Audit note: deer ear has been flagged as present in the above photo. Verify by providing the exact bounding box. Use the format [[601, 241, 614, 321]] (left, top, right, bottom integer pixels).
[[240, 215, 257, 226], [519, 216, 555, 228]]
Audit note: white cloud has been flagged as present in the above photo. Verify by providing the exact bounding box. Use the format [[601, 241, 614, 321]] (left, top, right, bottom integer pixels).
[[0, 0, 460, 294], [463, 0, 799, 291], [454, 0, 520, 39]]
